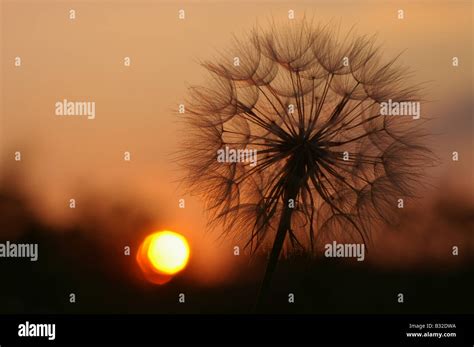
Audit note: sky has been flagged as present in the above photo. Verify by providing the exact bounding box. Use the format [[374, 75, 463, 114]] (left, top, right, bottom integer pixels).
[[1, 0, 473, 286]]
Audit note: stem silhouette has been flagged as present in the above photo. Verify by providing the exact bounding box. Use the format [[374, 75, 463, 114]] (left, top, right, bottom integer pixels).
[[256, 162, 302, 310]]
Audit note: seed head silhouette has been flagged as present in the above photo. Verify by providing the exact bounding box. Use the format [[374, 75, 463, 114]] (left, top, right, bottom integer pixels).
[[178, 18, 435, 308]]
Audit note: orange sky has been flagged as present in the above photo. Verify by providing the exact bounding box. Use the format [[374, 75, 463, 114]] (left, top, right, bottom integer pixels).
[[1, 0, 472, 282]]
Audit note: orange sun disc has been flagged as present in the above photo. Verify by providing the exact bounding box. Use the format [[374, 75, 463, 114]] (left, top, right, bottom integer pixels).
[[137, 230, 190, 285]]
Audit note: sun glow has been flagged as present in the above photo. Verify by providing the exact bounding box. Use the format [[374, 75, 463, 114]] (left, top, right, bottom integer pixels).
[[137, 230, 190, 284]]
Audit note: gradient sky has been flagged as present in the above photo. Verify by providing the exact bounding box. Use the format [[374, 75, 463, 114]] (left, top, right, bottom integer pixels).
[[1, 0, 472, 283]]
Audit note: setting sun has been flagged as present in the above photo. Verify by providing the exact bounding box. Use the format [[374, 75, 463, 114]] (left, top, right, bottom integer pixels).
[[137, 230, 190, 284], [148, 231, 190, 274]]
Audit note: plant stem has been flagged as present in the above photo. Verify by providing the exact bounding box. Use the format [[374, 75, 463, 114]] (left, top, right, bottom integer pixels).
[[255, 161, 302, 311]]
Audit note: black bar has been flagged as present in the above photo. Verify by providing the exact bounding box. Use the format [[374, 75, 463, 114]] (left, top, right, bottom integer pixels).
[[0, 314, 472, 345]]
